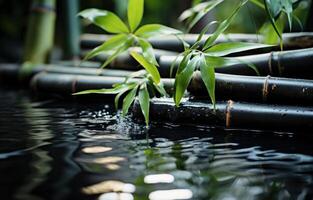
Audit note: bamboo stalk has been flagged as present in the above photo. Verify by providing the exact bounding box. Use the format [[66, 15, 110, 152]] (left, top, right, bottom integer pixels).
[[189, 71, 313, 105], [159, 48, 313, 79], [24, 0, 56, 64], [0, 63, 132, 84], [132, 98, 313, 132], [30, 73, 174, 95], [81, 32, 313, 52], [60, 0, 80, 60], [22, 66, 313, 105], [307, 1, 313, 32]]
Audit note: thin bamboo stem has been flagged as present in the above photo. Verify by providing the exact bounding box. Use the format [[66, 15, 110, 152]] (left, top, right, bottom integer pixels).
[[24, 0, 56, 64]]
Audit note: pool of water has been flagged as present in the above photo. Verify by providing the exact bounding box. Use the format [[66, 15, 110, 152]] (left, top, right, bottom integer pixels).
[[0, 88, 312, 200]]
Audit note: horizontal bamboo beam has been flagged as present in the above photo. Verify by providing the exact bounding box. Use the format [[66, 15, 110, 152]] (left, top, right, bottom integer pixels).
[[25, 68, 313, 105], [30, 73, 174, 95], [190, 72, 313, 105], [132, 98, 313, 132], [0, 63, 132, 84], [79, 47, 313, 79], [81, 32, 313, 52], [159, 48, 313, 79], [80, 48, 178, 70]]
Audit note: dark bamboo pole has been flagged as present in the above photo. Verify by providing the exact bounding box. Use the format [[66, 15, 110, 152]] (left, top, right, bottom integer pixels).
[[81, 33, 313, 52], [61, 0, 81, 60], [22, 66, 313, 105], [0, 63, 132, 84], [159, 48, 313, 79], [132, 98, 313, 132], [80, 48, 178, 70], [189, 71, 313, 105], [24, 0, 56, 64], [30, 73, 174, 95]]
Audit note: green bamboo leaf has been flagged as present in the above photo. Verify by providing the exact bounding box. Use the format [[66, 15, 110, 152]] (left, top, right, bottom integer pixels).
[[138, 38, 159, 66], [115, 83, 137, 109], [249, 0, 265, 9], [180, 0, 224, 32], [176, 52, 192, 74], [130, 51, 161, 84], [202, 0, 248, 50], [282, 0, 293, 30], [200, 57, 216, 108], [152, 81, 167, 97], [205, 56, 260, 75], [174, 55, 200, 106], [100, 37, 134, 69], [128, 0, 144, 32], [122, 86, 138, 116], [73, 84, 129, 95], [79, 9, 129, 33], [191, 21, 218, 49], [138, 84, 150, 125], [204, 42, 272, 56], [263, 0, 283, 49], [84, 34, 128, 60], [135, 24, 182, 39]]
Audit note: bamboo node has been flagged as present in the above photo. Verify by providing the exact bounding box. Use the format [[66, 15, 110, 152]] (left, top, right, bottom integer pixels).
[[226, 100, 234, 128], [30, 72, 45, 93], [262, 75, 271, 101], [268, 52, 274, 75], [72, 77, 78, 94], [31, 3, 55, 13], [276, 51, 284, 76]]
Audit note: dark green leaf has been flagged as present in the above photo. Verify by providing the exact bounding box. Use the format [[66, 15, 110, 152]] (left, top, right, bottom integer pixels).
[[130, 51, 161, 84], [153, 81, 168, 97], [122, 86, 138, 116], [135, 24, 182, 38], [115, 83, 137, 109], [84, 34, 128, 60], [179, 0, 224, 32], [204, 42, 272, 56], [202, 0, 248, 50], [174, 55, 200, 106], [128, 0, 144, 32], [100, 37, 134, 68], [79, 9, 129, 33], [138, 84, 150, 125], [200, 57, 216, 108]]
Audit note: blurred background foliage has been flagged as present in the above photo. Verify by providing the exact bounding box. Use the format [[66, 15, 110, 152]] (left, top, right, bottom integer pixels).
[[0, 0, 311, 62]]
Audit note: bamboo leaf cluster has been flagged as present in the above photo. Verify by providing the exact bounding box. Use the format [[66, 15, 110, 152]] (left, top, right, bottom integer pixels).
[[76, 0, 300, 126]]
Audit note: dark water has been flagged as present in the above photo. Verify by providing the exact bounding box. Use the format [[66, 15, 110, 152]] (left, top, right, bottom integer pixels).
[[0, 89, 312, 200]]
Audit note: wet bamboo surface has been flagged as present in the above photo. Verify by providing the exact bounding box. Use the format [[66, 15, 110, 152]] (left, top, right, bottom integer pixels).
[[24, 69, 313, 105], [158, 48, 313, 79], [81, 32, 313, 52], [79, 47, 313, 79], [190, 72, 313, 105], [0, 63, 132, 84], [1, 63, 312, 105], [30, 73, 174, 95], [132, 98, 313, 132], [80, 48, 178, 70]]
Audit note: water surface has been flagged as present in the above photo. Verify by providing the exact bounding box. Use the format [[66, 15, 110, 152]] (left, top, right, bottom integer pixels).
[[0, 89, 312, 200]]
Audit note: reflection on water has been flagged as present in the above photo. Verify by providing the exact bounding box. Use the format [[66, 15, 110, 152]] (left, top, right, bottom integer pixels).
[[0, 89, 312, 200]]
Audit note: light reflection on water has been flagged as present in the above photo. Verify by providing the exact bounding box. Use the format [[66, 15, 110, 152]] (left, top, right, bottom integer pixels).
[[0, 89, 312, 200]]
